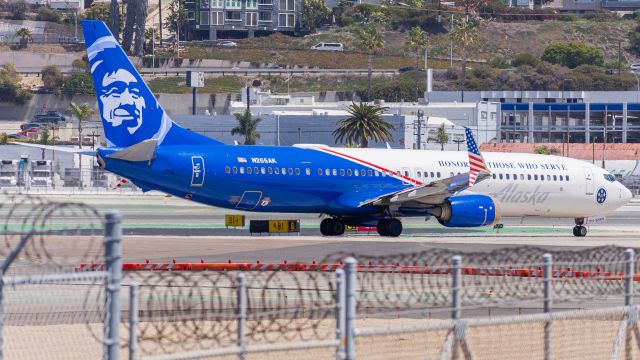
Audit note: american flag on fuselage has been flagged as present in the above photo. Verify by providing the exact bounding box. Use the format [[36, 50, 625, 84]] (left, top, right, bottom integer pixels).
[[465, 127, 489, 188]]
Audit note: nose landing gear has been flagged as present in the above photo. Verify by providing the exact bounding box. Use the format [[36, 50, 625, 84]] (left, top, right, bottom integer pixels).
[[573, 218, 587, 237]]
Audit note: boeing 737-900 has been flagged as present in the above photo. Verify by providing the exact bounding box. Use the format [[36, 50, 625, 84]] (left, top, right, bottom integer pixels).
[[14, 21, 633, 237]]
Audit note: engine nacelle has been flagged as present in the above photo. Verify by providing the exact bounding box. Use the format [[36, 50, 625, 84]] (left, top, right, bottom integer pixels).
[[436, 194, 501, 227]]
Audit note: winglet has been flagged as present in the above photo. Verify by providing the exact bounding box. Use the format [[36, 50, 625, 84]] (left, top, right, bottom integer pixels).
[[465, 127, 489, 188]]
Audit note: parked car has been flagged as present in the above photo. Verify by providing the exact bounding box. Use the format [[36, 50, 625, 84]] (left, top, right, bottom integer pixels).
[[310, 42, 344, 52], [398, 66, 416, 73], [39, 111, 67, 121], [630, 64, 640, 71], [7, 134, 26, 139], [33, 116, 63, 126], [218, 40, 237, 48], [20, 122, 46, 131]]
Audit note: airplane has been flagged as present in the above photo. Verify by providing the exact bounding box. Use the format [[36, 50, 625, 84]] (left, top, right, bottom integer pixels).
[[13, 20, 633, 237]]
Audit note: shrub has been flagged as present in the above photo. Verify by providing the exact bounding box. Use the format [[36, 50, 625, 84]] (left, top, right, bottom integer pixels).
[[41, 65, 64, 89], [36, 6, 61, 23], [541, 41, 604, 69], [534, 145, 551, 155], [488, 57, 510, 69], [512, 53, 539, 68]]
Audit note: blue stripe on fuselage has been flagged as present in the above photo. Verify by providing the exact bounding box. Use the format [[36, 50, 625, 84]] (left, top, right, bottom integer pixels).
[[99, 145, 412, 215]]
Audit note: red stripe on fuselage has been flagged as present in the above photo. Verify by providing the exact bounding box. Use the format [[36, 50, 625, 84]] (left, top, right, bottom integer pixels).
[[320, 148, 423, 185]]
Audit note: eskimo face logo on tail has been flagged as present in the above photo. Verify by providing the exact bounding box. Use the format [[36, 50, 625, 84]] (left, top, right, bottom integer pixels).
[[87, 35, 168, 147]]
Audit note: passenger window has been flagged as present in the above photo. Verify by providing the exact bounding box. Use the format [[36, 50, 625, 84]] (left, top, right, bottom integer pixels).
[[499, 174, 503, 180], [547, 175, 551, 181], [566, 175, 570, 181], [247, 167, 252, 174], [361, 170, 366, 176], [534, 175, 538, 180], [527, 174, 531, 180], [240, 167, 245, 174], [553, 175, 557, 181], [233, 167, 238, 174], [306, 168, 310, 175], [375, 171, 379, 177], [540, 174, 544, 181], [295, 168, 300, 175], [559, 175, 563, 181], [340, 169, 345, 176], [275, 168, 280, 174], [268, 167, 273, 174], [225, 166, 231, 174], [288, 168, 293, 175], [437, 172, 441, 178], [281, 167, 286, 174], [520, 174, 524, 180], [347, 169, 352, 176], [450, 172, 454, 177], [505, 174, 510, 180], [355, 170, 359, 177], [492, 174, 496, 179], [368, 170, 373, 176], [417, 171, 422, 177], [332, 169, 337, 176], [254, 167, 258, 174], [261, 167, 266, 174], [431, 172, 435, 177]]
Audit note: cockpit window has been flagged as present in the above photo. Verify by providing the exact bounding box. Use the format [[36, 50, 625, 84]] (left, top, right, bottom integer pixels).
[[604, 174, 615, 182]]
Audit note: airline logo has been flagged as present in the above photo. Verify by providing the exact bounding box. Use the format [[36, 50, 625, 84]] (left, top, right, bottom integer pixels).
[[596, 188, 607, 204]]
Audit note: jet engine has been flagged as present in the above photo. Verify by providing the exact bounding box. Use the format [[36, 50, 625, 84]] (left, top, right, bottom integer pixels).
[[435, 194, 501, 227]]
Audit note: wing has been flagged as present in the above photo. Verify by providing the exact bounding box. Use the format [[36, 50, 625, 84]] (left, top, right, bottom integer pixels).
[[360, 128, 491, 207], [9, 142, 96, 156]]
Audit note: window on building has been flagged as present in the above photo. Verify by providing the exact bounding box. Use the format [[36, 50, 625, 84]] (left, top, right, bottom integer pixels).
[[259, 11, 272, 21], [200, 11, 210, 25], [188, 11, 195, 20], [279, 0, 294, 10], [246, 12, 257, 25], [278, 13, 294, 27], [258, 0, 272, 4], [226, 11, 241, 20], [211, 0, 224, 7], [246, 0, 258, 8], [211, 11, 224, 24], [226, 0, 241, 7]]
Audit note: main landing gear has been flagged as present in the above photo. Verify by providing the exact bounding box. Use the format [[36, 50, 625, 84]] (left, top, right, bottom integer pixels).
[[376, 218, 403, 237], [320, 218, 345, 236], [573, 218, 588, 237]]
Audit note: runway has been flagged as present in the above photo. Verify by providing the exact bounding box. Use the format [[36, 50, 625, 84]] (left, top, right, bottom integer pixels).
[[20, 193, 640, 263]]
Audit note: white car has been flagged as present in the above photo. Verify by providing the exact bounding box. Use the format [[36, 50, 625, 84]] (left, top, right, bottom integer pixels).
[[311, 42, 343, 52], [630, 63, 640, 71], [219, 40, 238, 48]]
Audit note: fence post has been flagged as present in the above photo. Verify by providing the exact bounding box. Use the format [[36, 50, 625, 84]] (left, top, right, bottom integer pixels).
[[451, 255, 462, 320], [336, 268, 346, 360], [543, 253, 552, 360], [129, 283, 138, 360], [625, 249, 634, 307], [237, 273, 247, 360], [105, 210, 122, 360], [345, 257, 357, 360]]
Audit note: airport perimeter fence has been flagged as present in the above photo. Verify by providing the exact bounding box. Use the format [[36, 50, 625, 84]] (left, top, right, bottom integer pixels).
[[5, 191, 640, 359]]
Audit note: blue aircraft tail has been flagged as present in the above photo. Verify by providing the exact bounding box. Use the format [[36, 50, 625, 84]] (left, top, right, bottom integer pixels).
[[81, 20, 222, 148]]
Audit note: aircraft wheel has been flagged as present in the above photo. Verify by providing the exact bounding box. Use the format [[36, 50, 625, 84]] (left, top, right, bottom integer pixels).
[[386, 219, 403, 237], [376, 219, 389, 236], [320, 218, 333, 236], [330, 219, 345, 236], [573, 225, 587, 237]]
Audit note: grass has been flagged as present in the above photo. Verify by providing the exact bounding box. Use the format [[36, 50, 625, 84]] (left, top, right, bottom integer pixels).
[[147, 76, 244, 94]]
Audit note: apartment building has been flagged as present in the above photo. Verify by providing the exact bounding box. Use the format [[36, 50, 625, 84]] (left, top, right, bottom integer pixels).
[[185, 0, 302, 40]]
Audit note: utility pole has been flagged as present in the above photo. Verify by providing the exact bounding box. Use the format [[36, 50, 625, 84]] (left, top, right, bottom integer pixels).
[[449, 15, 454, 70], [159, 0, 164, 46], [618, 41, 622, 78], [603, 108, 607, 169], [414, 110, 424, 150]]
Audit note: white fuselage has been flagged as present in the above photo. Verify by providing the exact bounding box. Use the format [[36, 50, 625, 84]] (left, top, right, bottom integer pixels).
[[333, 148, 632, 219]]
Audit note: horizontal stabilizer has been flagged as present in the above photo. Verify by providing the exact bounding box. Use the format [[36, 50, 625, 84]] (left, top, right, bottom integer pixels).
[[9, 142, 96, 156], [106, 139, 157, 162]]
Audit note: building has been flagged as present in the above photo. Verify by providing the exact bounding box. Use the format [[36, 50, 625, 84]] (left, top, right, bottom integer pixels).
[[428, 91, 640, 144], [184, 0, 302, 40], [26, 0, 84, 10], [561, 0, 640, 11]]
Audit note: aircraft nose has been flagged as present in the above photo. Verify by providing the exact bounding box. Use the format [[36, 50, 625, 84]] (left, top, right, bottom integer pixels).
[[621, 184, 633, 204]]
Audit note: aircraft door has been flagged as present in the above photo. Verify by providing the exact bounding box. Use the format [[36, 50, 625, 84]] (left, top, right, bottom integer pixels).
[[583, 167, 594, 195], [236, 191, 263, 210]]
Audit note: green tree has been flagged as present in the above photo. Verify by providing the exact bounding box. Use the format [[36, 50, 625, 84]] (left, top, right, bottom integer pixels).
[[404, 26, 428, 100], [41, 65, 64, 91], [356, 26, 384, 101], [36, 7, 61, 22], [40, 129, 50, 145], [534, 145, 551, 155], [407, 0, 424, 7], [0, 133, 7, 145], [231, 109, 262, 145], [333, 102, 394, 148], [436, 124, 449, 151], [302, 0, 331, 32], [165, 0, 187, 37], [0, 63, 32, 105], [15, 27, 32, 49], [144, 27, 160, 54], [10, 0, 28, 20], [541, 41, 604, 69], [66, 102, 95, 188], [451, 18, 478, 102]]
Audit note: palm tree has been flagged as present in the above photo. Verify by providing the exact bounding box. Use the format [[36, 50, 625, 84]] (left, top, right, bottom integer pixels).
[[436, 124, 449, 151], [66, 102, 95, 188], [451, 18, 478, 102], [15, 28, 31, 49], [356, 26, 384, 102], [231, 110, 261, 145], [404, 26, 428, 101], [333, 102, 394, 148]]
